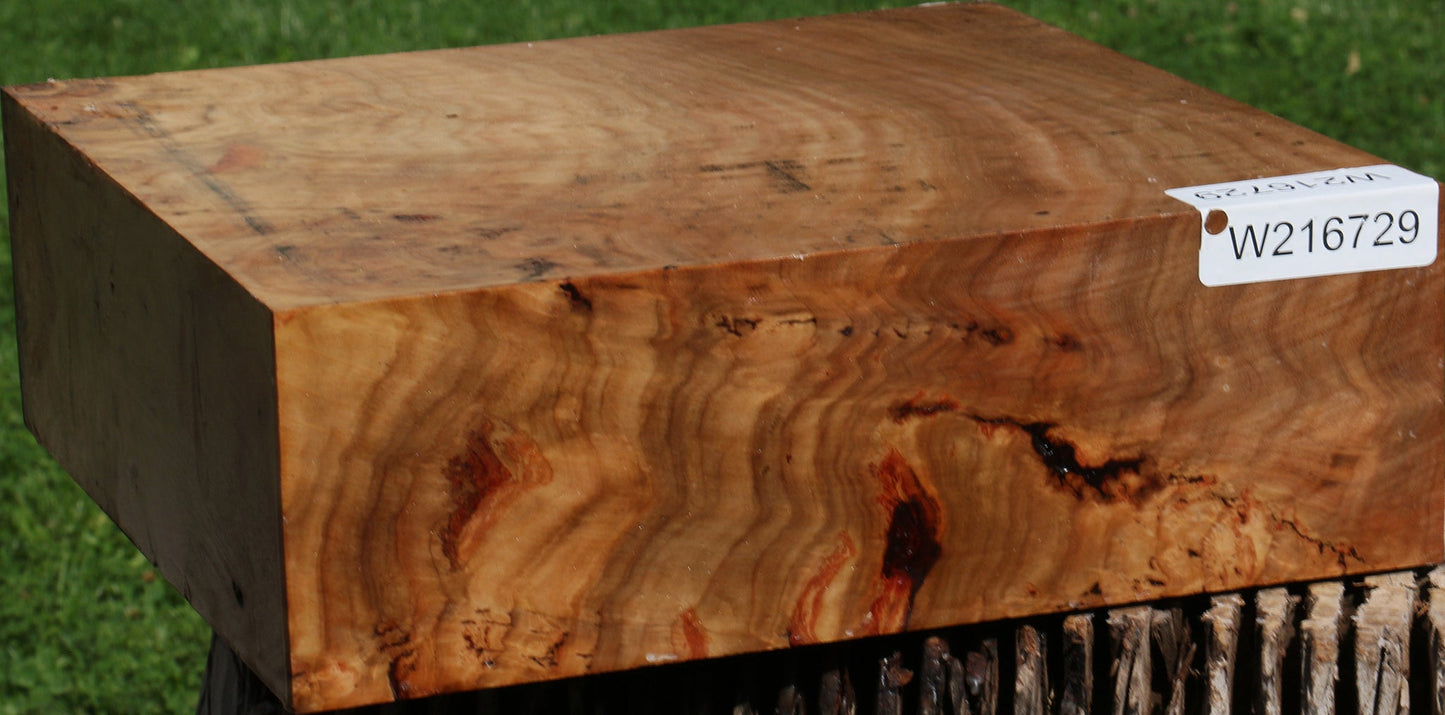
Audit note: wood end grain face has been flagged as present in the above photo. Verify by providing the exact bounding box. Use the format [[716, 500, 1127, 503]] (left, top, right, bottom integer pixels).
[[4, 92, 292, 704], [275, 215, 1442, 710]]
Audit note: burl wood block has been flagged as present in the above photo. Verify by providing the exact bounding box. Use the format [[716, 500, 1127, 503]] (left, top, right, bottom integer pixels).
[[5, 4, 1441, 711]]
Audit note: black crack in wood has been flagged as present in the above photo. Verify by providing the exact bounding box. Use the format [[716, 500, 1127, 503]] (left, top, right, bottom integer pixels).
[[698, 159, 810, 194], [559, 281, 592, 311], [715, 315, 760, 337], [473, 225, 520, 240], [1049, 334, 1082, 352], [527, 631, 568, 670], [375, 622, 417, 699], [890, 394, 961, 423], [979, 327, 1013, 346], [874, 452, 943, 609], [1274, 515, 1365, 568], [516, 256, 559, 280], [387, 655, 416, 700], [970, 415, 1156, 504], [764, 159, 812, 193], [885, 497, 942, 598], [953, 320, 1018, 348]]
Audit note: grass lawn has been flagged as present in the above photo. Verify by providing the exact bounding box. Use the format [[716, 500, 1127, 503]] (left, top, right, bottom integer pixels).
[[1, 1, 1439, 711]]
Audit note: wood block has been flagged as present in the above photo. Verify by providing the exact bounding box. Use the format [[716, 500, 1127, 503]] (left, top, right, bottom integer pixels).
[[1203, 595, 1245, 715], [4, 3, 1441, 711]]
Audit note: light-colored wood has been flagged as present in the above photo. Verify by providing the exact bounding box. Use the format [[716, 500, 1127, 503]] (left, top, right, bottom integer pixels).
[[1203, 595, 1245, 715], [1254, 587, 1297, 715], [1108, 607, 1152, 715], [1354, 572, 1418, 715], [1014, 625, 1047, 715], [5, 3, 1442, 711], [1428, 567, 1445, 715], [1151, 607, 1192, 715], [1302, 580, 1347, 715]]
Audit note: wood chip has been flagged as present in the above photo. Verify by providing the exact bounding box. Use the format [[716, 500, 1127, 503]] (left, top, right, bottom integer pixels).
[[1427, 566, 1445, 715], [1354, 571, 1418, 715], [945, 652, 968, 715], [818, 669, 855, 715], [1015, 624, 1048, 715], [877, 651, 913, 715], [1108, 606, 1153, 715], [1151, 607, 1194, 715], [1301, 580, 1347, 715], [1060, 614, 1094, 715], [965, 639, 999, 715], [1254, 587, 1298, 715], [1202, 594, 1245, 715], [777, 684, 804, 715], [919, 637, 949, 715]]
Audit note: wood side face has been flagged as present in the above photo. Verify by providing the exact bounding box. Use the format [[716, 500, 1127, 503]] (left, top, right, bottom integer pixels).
[[3, 94, 291, 701], [2, 4, 1382, 309], [275, 214, 1443, 711]]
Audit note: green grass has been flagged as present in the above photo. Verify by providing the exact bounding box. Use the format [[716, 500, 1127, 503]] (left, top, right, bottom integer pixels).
[[0, 1, 1439, 712]]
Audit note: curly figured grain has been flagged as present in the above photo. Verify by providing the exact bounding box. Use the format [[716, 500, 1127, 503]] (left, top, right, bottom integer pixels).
[[274, 214, 1440, 709]]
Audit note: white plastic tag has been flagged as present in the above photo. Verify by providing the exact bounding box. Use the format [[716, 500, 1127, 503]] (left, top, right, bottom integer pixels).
[[1165, 164, 1439, 287]]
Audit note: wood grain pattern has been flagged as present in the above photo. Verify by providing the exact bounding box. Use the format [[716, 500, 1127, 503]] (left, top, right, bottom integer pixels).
[[268, 218, 1441, 709], [5, 3, 1441, 712]]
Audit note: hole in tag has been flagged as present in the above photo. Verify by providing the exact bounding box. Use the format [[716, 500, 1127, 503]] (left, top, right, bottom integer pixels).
[[1205, 209, 1229, 235]]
